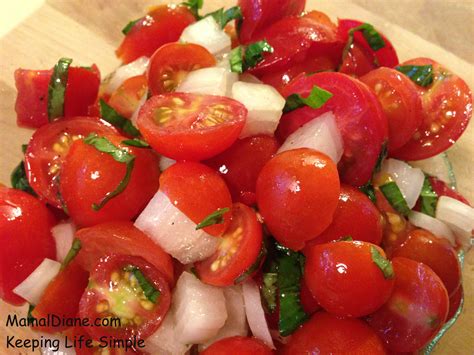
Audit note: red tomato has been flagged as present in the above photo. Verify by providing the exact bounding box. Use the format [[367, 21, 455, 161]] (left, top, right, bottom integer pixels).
[[25, 117, 118, 208], [202, 336, 274, 355], [160, 162, 232, 237], [108, 75, 148, 118], [79, 255, 170, 341], [361, 67, 424, 152], [300, 278, 321, 314], [391, 58, 472, 160], [392, 229, 461, 297], [64, 65, 101, 117], [281, 312, 387, 354], [137, 93, 247, 161], [195, 203, 263, 286], [147, 42, 216, 95], [116, 5, 196, 64], [60, 134, 160, 227], [305, 184, 383, 246], [256, 148, 340, 250], [367, 257, 449, 353], [429, 177, 470, 206], [0, 187, 56, 305], [305, 241, 394, 317], [75, 222, 174, 285], [278, 72, 388, 186], [205, 135, 280, 206], [339, 42, 376, 77], [447, 286, 463, 321]]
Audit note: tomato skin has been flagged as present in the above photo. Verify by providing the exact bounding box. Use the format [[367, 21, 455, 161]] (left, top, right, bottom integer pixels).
[[108, 75, 148, 118], [202, 336, 274, 355], [195, 203, 263, 286], [300, 278, 321, 314], [60, 134, 160, 227], [0, 187, 56, 305], [281, 312, 387, 355], [160, 162, 232, 237], [75, 222, 174, 285], [116, 5, 195, 64], [367, 257, 449, 353], [64, 65, 101, 117], [205, 135, 280, 206], [447, 286, 462, 321], [256, 148, 340, 250]]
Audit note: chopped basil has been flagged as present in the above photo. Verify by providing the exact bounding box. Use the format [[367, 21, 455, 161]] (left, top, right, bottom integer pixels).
[[359, 183, 377, 203], [11, 161, 36, 196], [195, 207, 230, 230], [127, 266, 161, 303], [122, 18, 140, 35], [283, 85, 333, 113], [122, 138, 150, 148], [84, 134, 136, 210], [339, 235, 353, 241], [206, 6, 242, 28], [27, 304, 36, 321], [370, 246, 394, 279], [396, 64, 434, 87], [349, 23, 385, 51], [229, 46, 243, 73], [61, 239, 82, 269], [99, 99, 140, 137], [379, 181, 411, 216], [182, 0, 203, 19], [261, 272, 278, 313], [21, 144, 28, 153], [420, 176, 438, 217], [234, 242, 267, 284], [48, 58, 73, 121], [374, 142, 388, 174], [230, 40, 274, 73]]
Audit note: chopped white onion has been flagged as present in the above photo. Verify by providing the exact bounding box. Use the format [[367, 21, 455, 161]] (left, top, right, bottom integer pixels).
[[103, 56, 149, 95], [134, 190, 219, 264], [13, 259, 61, 305], [130, 91, 147, 127], [408, 211, 456, 246], [174, 272, 227, 344], [242, 279, 275, 349], [40, 333, 76, 355], [239, 73, 263, 84], [159, 156, 176, 172], [232, 81, 285, 138], [51, 221, 76, 263], [380, 159, 425, 209], [278, 111, 343, 163], [436, 196, 474, 248], [409, 153, 454, 186], [176, 67, 237, 97], [180, 16, 231, 56]]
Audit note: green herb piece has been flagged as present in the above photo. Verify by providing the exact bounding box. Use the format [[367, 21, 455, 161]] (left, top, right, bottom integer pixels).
[[122, 138, 150, 148], [182, 0, 203, 19], [99, 99, 140, 137], [283, 85, 333, 113], [195, 207, 230, 230], [374, 141, 388, 174], [420, 176, 438, 217], [84, 134, 136, 210], [359, 183, 376, 203], [122, 18, 140, 35], [379, 181, 411, 216], [396, 65, 434, 87], [48, 58, 73, 121], [243, 40, 273, 70], [261, 272, 278, 313], [349, 23, 385, 51], [206, 6, 242, 28], [21, 144, 28, 153], [370, 246, 394, 279], [229, 46, 243, 73], [339, 235, 353, 241], [234, 242, 267, 284], [27, 304, 36, 321], [127, 266, 161, 303], [11, 161, 36, 196], [61, 239, 82, 269]]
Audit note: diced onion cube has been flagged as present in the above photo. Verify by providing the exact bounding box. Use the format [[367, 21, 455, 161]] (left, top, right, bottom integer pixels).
[[176, 67, 237, 97], [436, 196, 474, 248], [104, 56, 149, 95], [51, 221, 76, 263], [408, 211, 456, 246], [180, 16, 231, 56]]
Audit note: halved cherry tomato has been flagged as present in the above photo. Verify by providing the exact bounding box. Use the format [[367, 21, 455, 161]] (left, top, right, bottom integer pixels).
[[79, 255, 170, 341], [361, 67, 424, 152], [278, 72, 388, 186], [75, 222, 174, 285], [391, 58, 472, 160], [64, 65, 101, 117], [160, 162, 232, 237], [108, 75, 148, 118], [0, 187, 56, 305], [137, 93, 247, 161], [25, 117, 118, 208], [367, 257, 449, 353], [281, 312, 387, 355], [147, 42, 216, 95], [202, 336, 274, 355], [205, 135, 280, 206], [392, 229, 461, 297], [256, 148, 340, 250], [116, 5, 196, 64], [429, 177, 470, 205], [195, 203, 263, 286], [60, 134, 160, 227]]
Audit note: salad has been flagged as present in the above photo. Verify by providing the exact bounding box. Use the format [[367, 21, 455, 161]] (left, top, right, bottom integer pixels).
[[1, 0, 473, 354]]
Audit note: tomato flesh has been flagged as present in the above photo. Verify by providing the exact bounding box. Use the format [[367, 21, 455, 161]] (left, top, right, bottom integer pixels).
[[203, 336, 274, 355], [108, 74, 148, 118], [64, 65, 101, 117]]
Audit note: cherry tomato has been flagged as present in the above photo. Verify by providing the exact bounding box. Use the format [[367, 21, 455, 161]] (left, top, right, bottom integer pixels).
[[195, 203, 263, 286], [256, 148, 340, 250], [361, 67, 424, 152], [75, 222, 174, 285], [392, 229, 461, 297], [64, 65, 101, 117], [278, 72, 388, 186], [160, 162, 232, 237], [60, 134, 160, 227], [0, 187, 56, 305], [281, 312, 387, 354], [367, 257, 449, 353], [391, 58, 472, 160], [429, 177, 470, 205], [339, 42, 376, 77], [137, 93, 247, 161], [447, 286, 463, 321], [202, 336, 274, 355], [25, 117, 118, 209], [205, 135, 280, 206], [79, 255, 171, 341], [116, 5, 196, 64], [300, 278, 321, 315], [108, 75, 148, 118], [147, 42, 216, 95]]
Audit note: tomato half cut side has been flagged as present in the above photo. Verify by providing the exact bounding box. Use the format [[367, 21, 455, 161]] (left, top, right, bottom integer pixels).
[[25, 117, 118, 208], [108, 74, 148, 118], [137, 93, 247, 161]]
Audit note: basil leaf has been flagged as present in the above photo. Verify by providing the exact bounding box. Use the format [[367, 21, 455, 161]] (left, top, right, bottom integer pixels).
[[283, 85, 333, 113], [27, 304, 36, 321], [229, 46, 243, 73], [359, 183, 377, 203], [11, 161, 36, 196], [61, 239, 82, 269], [48, 58, 73, 121], [243, 40, 273, 71], [420, 176, 438, 217], [261, 272, 278, 313], [374, 141, 388, 174], [195, 207, 230, 230], [396, 64, 434, 87], [234, 242, 267, 284], [99, 99, 140, 137], [206, 6, 242, 28], [350, 23, 385, 51], [182, 0, 203, 19], [379, 181, 411, 216], [122, 18, 140, 35], [370, 246, 394, 279], [122, 138, 150, 148], [339, 235, 353, 241], [127, 266, 161, 303], [21, 144, 28, 153]]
